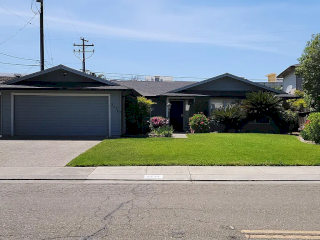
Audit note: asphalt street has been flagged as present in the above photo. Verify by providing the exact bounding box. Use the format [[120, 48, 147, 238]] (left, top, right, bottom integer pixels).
[[1, 181, 320, 240]]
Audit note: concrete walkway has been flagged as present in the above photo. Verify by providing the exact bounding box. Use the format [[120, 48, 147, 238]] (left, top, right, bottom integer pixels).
[[2, 166, 320, 181]]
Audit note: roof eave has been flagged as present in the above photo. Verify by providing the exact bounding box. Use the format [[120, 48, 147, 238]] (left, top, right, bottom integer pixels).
[[169, 73, 283, 94], [4, 65, 118, 86]]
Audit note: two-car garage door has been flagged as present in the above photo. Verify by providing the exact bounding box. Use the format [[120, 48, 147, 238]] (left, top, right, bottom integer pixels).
[[13, 94, 110, 136]]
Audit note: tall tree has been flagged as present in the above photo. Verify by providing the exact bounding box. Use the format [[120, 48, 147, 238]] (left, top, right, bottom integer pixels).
[[296, 34, 320, 111]]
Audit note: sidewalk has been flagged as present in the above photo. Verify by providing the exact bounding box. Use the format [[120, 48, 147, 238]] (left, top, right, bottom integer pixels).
[[2, 166, 320, 181]]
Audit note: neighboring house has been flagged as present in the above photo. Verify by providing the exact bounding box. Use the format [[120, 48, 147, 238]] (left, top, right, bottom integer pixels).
[[277, 64, 303, 94], [116, 73, 287, 133], [0, 65, 292, 137], [0, 65, 137, 138]]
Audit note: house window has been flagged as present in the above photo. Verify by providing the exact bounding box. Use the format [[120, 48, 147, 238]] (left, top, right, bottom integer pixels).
[[210, 99, 224, 110], [210, 99, 240, 111]]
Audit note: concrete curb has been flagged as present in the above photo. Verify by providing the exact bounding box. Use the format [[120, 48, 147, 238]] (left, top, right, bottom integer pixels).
[[2, 166, 320, 181]]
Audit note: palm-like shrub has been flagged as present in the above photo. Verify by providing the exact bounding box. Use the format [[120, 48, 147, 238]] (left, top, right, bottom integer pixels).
[[211, 105, 247, 132], [242, 91, 291, 133], [242, 91, 283, 120]]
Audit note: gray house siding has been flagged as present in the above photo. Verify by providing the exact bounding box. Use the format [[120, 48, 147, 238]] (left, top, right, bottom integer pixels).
[[1, 90, 122, 137], [149, 96, 167, 117], [186, 76, 263, 92]]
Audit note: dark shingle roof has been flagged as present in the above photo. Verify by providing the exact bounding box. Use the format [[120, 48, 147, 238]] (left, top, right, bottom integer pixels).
[[0, 76, 15, 83], [114, 81, 196, 96], [0, 84, 131, 90]]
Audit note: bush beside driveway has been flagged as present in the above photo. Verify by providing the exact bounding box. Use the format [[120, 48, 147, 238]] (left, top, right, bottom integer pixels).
[[67, 133, 320, 167]]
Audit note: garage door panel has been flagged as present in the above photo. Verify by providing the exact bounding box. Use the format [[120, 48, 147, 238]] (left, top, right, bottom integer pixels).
[[14, 95, 109, 136]]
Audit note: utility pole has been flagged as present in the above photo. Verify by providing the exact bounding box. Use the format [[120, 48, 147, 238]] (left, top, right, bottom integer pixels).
[[73, 38, 94, 72], [36, 0, 44, 71]]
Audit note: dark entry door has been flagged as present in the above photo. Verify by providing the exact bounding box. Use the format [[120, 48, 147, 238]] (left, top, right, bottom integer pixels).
[[170, 101, 184, 132]]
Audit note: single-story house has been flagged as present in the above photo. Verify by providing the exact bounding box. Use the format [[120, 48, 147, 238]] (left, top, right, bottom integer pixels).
[[0, 65, 292, 137], [116, 73, 288, 133]]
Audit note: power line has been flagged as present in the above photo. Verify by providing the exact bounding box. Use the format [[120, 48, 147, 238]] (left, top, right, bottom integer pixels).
[[0, 13, 38, 45], [92, 71, 272, 82], [0, 52, 39, 62], [0, 61, 39, 66], [61, 0, 81, 37], [0, 4, 39, 29]]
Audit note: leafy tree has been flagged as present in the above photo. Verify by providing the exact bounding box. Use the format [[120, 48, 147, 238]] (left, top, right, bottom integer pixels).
[[296, 34, 320, 111]]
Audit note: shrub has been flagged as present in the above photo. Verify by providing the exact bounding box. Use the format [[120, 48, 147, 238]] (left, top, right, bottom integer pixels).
[[301, 113, 320, 143], [125, 95, 154, 135], [150, 116, 169, 128], [278, 110, 299, 133], [189, 113, 210, 133], [286, 90, 307, 111], [210, 105, 247, 132], [242, 91, 289, 133], [242, 91, 283, 120], [300, 129, 311, 141], [151, 125, 174, 137]]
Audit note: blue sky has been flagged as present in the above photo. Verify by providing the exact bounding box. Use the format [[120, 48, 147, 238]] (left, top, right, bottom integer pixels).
[[0, 0, 319, 81]]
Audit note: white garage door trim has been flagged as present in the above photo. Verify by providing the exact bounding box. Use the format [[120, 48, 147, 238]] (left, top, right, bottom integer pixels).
[[11, 93, 111, 137]]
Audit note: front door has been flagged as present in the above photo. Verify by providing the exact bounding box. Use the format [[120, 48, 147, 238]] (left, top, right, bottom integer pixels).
[[170, 101, 184, 132]]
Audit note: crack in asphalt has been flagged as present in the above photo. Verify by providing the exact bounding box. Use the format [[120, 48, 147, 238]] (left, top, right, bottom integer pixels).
[[81, 185, 142, 240]]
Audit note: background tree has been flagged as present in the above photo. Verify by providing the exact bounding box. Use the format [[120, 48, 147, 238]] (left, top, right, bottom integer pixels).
[[296, 34, 320, 111]]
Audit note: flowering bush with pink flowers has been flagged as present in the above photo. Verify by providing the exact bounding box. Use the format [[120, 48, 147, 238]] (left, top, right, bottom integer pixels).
[[300, 113, 320, 143], [149, 116, 173, 137], [150, 116, 169, 128], [189, 113, 210, 133]]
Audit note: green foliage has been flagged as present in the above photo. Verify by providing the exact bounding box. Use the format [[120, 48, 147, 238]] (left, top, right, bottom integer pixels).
[[296, 34, 320, 112], [189, 113, 210, 133], [210, 105, 247, 132], [305, 93, 316, 111], [300, 129, 310, 141], [272, 86, 283, 91], [287, 90, 307, 111], [242, 91, 283, 119], [294, 90, 305, 98], [125, 95, 154, 135], [301, 112, 320, 144], [242, 91, 291, 133], [279, 110, 299, 133], [151, 125, 174, 137]]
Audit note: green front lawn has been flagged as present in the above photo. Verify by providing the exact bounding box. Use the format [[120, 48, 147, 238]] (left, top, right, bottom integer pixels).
[[67, 133, 320, 166]]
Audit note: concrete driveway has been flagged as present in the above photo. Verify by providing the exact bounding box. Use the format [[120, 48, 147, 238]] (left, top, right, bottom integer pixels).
[[0, 139, 102, 167]]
